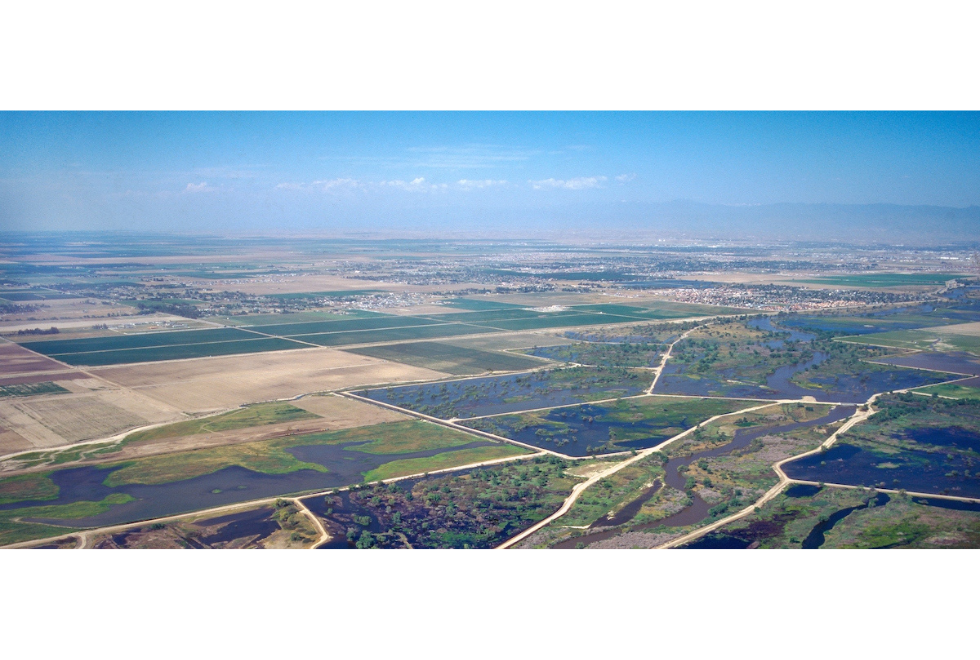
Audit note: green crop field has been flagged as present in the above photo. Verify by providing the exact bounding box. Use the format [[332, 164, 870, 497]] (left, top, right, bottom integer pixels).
[[214, 310, 381, 326], [361, 445, 528, 482], [19, 327, 259, 355], [344, 341, 546, 375], [797, 273, 963, 287], [440, 298, 527, 311], [50, 337, 310, 366], [0, 382, 70, 398], [419, 309, 545, 323], [294, 322, 499, 346], [470, 313, 639, 331], [249, 315, 438, 336]]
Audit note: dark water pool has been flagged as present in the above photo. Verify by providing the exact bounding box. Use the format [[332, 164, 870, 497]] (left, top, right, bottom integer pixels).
[[802, 492, 890, 549], [782, 442, 980, 498], [357, 370, 648, 419], [874, 352, 980, 377], [6, 440, 496, 529]]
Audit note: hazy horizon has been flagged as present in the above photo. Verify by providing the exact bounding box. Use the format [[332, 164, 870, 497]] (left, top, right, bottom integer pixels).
[[2, 112, 978, 242]]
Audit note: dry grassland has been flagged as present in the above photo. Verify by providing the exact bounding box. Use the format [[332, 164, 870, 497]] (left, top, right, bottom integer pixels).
[[290, 394, 408, 424], [93, 347, 447, 413], [0, 428, 32, 455], [92, 396, 408, 463], [921, 321, 980, 337]]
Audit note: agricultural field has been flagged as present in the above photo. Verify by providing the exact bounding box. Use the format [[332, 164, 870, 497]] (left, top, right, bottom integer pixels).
[[0, 419, 529, 546], [47, 337, 311, 367], [782, 393, 980, 498], [91, 347, 446, 413], [214, 310, 380, 326], [344, 341, 546, 376], [0, 382, 69, 398], [0, 342, 70, 375], [0, 385, 184, 451], [357, 366, 654, 419], [461, 395, 750, 456], [292, 322, 497, 346], [303, 455, 577, 549]]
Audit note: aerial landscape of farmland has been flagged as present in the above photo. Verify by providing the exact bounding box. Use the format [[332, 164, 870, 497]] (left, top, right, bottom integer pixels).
[[1, 230, 978, 551]]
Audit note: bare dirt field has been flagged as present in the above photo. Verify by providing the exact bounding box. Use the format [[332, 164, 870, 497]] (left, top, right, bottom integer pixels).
[[290, 394, 408, 425], [0, 342, 69, 375], [0, 298, 139, 326], [0, 428, 32, 455], [92, 347, 448, 413], [920, 321, 980, 336], [0, 371, 90, 387], [0, 382, 185, 451], [1, 396, 142, 447]]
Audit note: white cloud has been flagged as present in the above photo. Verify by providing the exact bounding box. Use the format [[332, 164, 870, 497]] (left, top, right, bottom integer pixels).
[[184, 182, 215, 193], [615, 173, 636, 182], [381, 177, 446, 192], [313, 177, 360, 191], [529, 176, 607, 190], [457, 179, 507, 189]]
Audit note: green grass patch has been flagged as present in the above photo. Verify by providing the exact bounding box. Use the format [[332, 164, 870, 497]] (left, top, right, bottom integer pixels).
[[914, 383, 980, 401], [0, 472, 59, 505], [362, 444, 529, 482], [122, 402, 319, 445], [343, 423, 481, 455], [797, 273, 964, 288], [100, 420, 485, 487]]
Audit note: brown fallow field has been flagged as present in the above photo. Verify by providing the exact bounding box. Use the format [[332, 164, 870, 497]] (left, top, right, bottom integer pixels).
[[90, 346, 449, 413]]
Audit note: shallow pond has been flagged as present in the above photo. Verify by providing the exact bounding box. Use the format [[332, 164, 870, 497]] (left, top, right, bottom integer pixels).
[[358, 370, 648, 419], [466, 401, 712, 457], [561, 406, 854, 546], [782, 442, 980, 498], [5, 439, 497, 529], [801, 492, 890, 549], [873, 352, 980, 377]]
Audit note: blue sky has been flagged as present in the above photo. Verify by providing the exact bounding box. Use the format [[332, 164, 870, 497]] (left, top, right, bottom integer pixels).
[[1, 112, 978, 233]]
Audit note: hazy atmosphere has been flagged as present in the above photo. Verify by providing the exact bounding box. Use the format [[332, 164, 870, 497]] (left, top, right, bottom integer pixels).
[[3, 112, 980, 566], [2, 112, 978, 241]]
